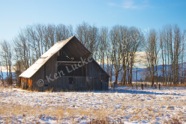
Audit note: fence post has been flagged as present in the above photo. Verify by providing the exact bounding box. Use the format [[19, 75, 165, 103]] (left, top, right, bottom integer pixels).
[[141, 84, 144, 90]]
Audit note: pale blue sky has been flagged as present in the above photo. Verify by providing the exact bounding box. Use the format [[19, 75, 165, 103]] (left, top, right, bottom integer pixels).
[[0, 0, 186, 41]]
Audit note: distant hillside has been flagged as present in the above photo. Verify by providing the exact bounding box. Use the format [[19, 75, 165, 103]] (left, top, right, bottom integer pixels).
[[0, 72, 16, 80], [103, 62, 186, 82]]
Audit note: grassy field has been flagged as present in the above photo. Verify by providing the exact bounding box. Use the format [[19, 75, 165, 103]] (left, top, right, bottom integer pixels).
[[0, 86, 185, 123]]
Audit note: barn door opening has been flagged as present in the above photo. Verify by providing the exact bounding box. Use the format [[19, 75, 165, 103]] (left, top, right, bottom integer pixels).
[[68, 77, 74, 90]]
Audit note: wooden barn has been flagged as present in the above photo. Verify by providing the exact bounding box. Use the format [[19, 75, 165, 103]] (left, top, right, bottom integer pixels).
[[19, 36, 109, 91]]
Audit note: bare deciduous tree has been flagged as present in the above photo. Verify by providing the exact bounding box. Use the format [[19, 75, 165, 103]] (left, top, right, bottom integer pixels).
[[110, 26, 123, 84], [98, 27, 108, 69], [145, 30, 159, 87], [0, 41, 13, 85], [127, 27, 144, 85], [76, 22, 99, 59]]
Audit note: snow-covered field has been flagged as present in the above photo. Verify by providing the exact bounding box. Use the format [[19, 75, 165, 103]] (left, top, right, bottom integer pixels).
[[0, 86, 185, 124]]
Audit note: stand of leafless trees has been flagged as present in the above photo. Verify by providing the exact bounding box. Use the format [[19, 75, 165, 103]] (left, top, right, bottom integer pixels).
[[158, 25, 185, 85], [0, 23, 185, 86]]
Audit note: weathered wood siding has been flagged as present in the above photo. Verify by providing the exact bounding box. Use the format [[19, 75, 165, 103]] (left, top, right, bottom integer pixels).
[[86, 61, 109, 90], [51, 76, 87, 91], [29, 53, 108, 91]]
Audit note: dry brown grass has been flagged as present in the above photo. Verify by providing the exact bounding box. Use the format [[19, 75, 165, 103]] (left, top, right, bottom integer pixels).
[[0, 86, 7, 90], [164, 117, 182, 124], [0, 103, 113, 123], [164, 83, 186, 87], [89, 119, 109, 124], [45, 88, 54, 92], [0, 103, 185, 123], [119, 82, 186, 87]]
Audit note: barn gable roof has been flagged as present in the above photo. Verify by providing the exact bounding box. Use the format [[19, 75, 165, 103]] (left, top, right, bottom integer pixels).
[[19, 36, 74, 78], [19, 36, 109, 78]]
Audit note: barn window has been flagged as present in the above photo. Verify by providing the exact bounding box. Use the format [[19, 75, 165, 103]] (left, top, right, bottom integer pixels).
[[69, 77, 74, 84]]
